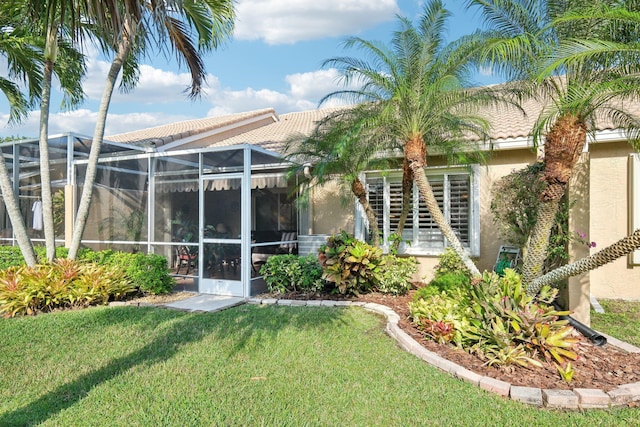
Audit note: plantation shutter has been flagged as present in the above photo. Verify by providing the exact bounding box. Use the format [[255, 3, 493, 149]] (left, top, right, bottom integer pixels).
[[367, 178, 385, 233], [364, 169, 475, 253], [449, 175, 471, 246], [416, 178, 445, 248], [389, 180, 413, 240]]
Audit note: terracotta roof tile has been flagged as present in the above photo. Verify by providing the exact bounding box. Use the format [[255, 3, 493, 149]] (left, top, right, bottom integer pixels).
[[106, 95, 640, 154], [106, 108, 277, 147], [210, 107, 344, 153]]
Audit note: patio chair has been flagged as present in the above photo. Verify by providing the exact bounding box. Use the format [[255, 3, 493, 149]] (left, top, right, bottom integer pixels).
[[251, 231, 297, 273], [175, 245, 197, 275]]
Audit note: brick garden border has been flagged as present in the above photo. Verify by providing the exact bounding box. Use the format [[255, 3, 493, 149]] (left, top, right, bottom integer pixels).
[[246, 298, 640, 410]]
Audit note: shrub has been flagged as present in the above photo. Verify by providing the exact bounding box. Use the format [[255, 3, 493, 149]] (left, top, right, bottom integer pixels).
[[409, 269, 580, 381], [433, 248, 471, 278], [0, 259, 137, 317], [413, 271, 470, 302], [376, 255, 417, 295], [260, 254, 325, 294], [490, 162, 572, 273], [0, 246, 24, 270], [80, 250, 175, 295], [319, 231, 384, 295]]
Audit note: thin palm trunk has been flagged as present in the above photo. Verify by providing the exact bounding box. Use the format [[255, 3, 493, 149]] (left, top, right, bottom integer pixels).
[[38, 58, 56, 261], [521, 198, 560, 285], [528, 228, 640, 294], [393, 161, 413, 252], [0, 154, 37, 266], [352, 177, 380, 247], [405, 135, 480, 277], [522, 114, 587, 289], [68, 34, 131, 259]]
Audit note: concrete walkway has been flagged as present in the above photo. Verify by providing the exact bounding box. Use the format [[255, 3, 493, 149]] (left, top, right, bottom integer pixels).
[[162, 294, 245, 313]]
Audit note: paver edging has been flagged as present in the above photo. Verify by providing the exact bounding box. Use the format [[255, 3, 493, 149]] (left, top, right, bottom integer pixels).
[[249, 298, 640, 409]]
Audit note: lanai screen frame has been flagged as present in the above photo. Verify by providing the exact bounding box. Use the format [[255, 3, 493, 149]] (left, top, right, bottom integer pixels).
[[0, 133, 149, 246], [73, 143, 295, 297]]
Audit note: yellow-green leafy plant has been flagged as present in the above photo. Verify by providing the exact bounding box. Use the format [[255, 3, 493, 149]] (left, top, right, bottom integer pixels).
[[376, 255, 417, 295], [319, 231, 384, 295], [0, 260, 136, 317], [410, 268, 580, 381]]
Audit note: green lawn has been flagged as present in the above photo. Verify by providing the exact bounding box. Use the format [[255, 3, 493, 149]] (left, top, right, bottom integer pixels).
[[592, 299, 640, 347], [1, 304, 638, 426]]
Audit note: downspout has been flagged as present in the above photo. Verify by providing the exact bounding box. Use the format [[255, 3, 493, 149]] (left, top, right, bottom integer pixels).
[[553, 302, 607, 346]]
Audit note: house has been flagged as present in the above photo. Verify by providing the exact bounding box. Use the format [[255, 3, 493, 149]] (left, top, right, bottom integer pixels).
[[1, 103, 638, 325]]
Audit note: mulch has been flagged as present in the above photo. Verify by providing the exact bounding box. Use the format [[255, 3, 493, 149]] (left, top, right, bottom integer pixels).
[[268, 289, 640, 393]]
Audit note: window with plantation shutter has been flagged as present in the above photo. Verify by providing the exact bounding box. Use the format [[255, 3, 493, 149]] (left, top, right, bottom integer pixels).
[[362, 166, 479, 256]]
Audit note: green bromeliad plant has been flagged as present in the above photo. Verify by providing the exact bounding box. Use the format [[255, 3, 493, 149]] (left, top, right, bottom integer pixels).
[[409, 265, 579, 381]]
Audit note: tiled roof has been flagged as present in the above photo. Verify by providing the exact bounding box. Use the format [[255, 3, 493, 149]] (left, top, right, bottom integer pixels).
[[106, 108, 278, 147], [209, 107, 344, 153], [106, 96, 640, 154]]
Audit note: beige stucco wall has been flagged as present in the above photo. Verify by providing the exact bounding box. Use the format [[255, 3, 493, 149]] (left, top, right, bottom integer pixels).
[[307, 144, 639, 306], [477, 149, 538, 272], [309, 180, 354, 235], [589, 142, 640, 301]]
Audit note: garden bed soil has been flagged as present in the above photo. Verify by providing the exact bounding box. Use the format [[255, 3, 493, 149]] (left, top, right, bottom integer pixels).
[[268, 289, 640, 395]]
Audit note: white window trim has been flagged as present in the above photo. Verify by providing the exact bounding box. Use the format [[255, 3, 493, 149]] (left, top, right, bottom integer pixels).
[[630, 154, 640, 265], [355, 165, 480, 257]]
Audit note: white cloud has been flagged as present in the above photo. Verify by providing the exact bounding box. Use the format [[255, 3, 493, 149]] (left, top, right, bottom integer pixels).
[[234, 0, 399, 44], [205, 67, 352, 116], [82, 53, 206, 105], [0, 109, 196, 138]]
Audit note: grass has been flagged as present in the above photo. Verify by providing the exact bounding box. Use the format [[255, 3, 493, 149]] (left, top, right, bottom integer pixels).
[[591, 299, 640, 347], [1, 305, 639, 426]]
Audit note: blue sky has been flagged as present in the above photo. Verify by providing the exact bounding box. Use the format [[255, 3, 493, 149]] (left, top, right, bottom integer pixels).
[[0, 0, 498, 138]]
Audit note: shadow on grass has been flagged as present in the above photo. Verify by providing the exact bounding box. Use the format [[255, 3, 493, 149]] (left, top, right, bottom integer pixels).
[[0, 303, 350, 425], [204, 303, 353, 358]]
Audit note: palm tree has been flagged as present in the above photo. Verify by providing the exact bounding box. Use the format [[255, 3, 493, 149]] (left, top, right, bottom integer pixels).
[[13, 0, 115, 262], [0, 3, 84, 266], [467, 0, 640, 292], [0, 10, 43, 267], [285, 106, 398, 247], [319, 0, 514, 276], [67, 0, 235, 259]]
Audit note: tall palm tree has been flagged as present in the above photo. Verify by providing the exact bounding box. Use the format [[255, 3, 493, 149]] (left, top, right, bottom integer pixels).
[[67, 0, 235, 259], [285, 106, 398, 247], [319, 0, 514, 276], [0, 10, 43, 267], [14, 0, 116, 262], [467, 0, 640, 292], [0, 3, 85, 266]]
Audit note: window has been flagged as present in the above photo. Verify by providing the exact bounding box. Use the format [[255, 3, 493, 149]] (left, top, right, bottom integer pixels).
[[358, 166, 480, 256]]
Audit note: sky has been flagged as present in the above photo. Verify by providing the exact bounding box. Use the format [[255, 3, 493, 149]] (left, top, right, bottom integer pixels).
[[0, 0, 498, 139]]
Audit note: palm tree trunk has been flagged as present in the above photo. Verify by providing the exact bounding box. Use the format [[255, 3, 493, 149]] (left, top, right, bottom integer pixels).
[[528, 229, 640, 294], [521, 198, 560, 285], [68, 36, 131, 259], [0, 153, 37, 266], [405, 135, 480, 277], [393, 161, 413, 252], [351, 177, 380, 247], [522, 114, 587, 290], [38, 58, 56, 261]]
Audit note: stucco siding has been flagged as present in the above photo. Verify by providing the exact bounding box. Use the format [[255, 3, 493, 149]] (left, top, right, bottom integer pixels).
[[477, 149, 537, 273], [589, 142, 640, 300], [310, 180, 354, 235]]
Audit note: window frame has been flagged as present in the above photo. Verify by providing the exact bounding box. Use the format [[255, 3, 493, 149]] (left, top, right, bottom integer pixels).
[[356, 165, 480, 257]]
